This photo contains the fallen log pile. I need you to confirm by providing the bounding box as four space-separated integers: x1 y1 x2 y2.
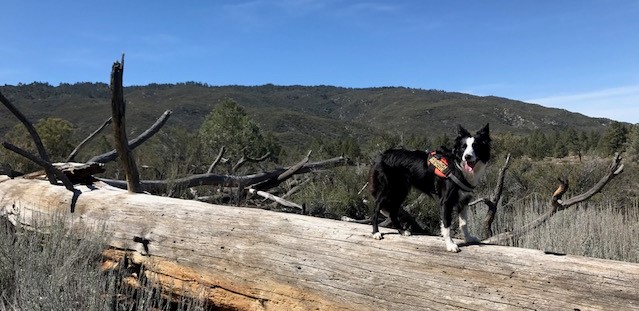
1 175 638 311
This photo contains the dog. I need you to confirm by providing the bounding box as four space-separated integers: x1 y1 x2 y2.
368 124 491 252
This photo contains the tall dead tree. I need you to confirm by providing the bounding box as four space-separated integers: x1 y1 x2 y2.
110 55 141 193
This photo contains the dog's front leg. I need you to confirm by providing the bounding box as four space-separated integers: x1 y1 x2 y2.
440 223 459 252
441 203 459 252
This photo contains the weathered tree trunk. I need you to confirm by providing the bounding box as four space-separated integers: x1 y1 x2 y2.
1 175 638 311
109 57 141 193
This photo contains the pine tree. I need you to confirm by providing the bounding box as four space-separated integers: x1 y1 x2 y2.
599 122 628 155
626 124 639 161
198 99 280 164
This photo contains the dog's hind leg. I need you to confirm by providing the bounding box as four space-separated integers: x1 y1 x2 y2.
459 204 479 244
372 197 408 239
371 199 384 240
389 208 411 237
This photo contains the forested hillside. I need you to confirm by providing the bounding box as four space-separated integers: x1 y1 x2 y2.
0 82 614 150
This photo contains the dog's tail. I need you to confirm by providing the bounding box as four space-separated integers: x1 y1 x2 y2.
368 155 387 199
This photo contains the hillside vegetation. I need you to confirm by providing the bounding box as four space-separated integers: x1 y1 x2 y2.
0 82 614 149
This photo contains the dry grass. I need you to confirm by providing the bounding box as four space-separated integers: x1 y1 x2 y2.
467 197 639 263
0 216 212 311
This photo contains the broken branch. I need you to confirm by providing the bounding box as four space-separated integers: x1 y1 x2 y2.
87 110 173 164
248 188 303 210
97 155 354 194
1 142 75 192
469 153 511 238
232 148 271 172
484 153 623 244
207 146 226 174
0 91 57 183
66 117 112 162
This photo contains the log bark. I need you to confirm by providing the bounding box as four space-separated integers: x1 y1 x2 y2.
1 175 638 311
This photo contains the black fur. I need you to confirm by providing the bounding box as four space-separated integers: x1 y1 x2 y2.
369 124 491 250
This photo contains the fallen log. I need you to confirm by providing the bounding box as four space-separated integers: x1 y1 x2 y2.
1 175 638 311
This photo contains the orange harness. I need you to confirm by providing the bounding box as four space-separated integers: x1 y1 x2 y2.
427 151 475 192
427 151 451 178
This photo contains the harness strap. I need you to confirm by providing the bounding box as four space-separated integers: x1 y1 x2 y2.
427 151 475 192
449 174 475 192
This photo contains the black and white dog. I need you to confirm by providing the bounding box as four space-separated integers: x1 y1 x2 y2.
368 124 491 252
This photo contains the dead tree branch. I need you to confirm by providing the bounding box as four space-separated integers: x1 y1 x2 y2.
252 150 312 191
469 153 511 238
248 188 304 210
97 155 354 194
2 142 75 191
484 153 624 244
232 148 271 172
110 56 141 193
281 177 312 200
0 91 57 183
66 117 112 162
87 110 173 164
207 146 226 174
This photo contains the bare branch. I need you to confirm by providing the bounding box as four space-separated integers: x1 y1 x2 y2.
232 148 271 172
478 153 511 238
277 150 312 182
357 182 369 196
251 150 312 191
280 177 312 200
560 153 623 207
96 155 354 194
207 146 226 174
87 110 173 163
484 153 623 244
66 117 112 162
0 91 57 183
248 188 303 210
2 142 75 192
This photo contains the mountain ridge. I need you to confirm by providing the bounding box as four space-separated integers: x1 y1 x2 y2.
0 82 614 148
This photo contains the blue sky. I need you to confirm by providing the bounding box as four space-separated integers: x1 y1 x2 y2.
2 1 638 123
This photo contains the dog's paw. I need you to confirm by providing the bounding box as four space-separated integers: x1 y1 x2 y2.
400 230 412 237
446 242 460 253
372 232 383 240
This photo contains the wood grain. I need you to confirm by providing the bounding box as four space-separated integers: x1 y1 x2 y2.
1 176 638 311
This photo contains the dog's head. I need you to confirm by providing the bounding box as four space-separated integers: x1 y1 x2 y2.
454 124 491 174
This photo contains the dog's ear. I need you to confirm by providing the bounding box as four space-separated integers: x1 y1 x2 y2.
476 123 490 138
457 124 471 137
